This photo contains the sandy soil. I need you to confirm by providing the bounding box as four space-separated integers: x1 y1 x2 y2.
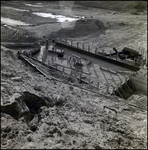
1 1 147 149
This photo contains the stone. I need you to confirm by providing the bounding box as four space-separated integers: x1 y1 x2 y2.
10 77 22 81
27 135 33 142
1 100 22 120
4 126 11 133
26 142 36 149
50 143 62 149
30 124 37 132
48 125 57 134
33 85 42 91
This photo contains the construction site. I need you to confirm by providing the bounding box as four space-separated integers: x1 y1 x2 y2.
1 1 147 149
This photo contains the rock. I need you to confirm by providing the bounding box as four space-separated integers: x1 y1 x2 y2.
2 72 14 78
30 124 37 132
10 77 22 81
1 86 6 93
21 91 48 114
1 126 6 132
50 143 62 149
93 142 105 149
2 133 7 138
48 125 57 134
27 135 33 142
4 126 11 133
25 142 36 149
1 100 22 120
12 93 22 100
33 84 42 91
69 86 74 91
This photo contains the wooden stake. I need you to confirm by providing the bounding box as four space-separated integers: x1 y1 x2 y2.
95 47 97 54
88 45 90 51
77 42 79 48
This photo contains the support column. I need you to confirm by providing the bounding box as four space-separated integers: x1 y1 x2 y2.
88 45 90 52
83 43 85 50
89 78 91 85
95 47 97 54
125 55 127 63
105 86 109 94
71 40 73 46
102 49 104 55
112 86 115 94
101 70 108 85
48 60 50 66
77 42 79 48
46 40 48 51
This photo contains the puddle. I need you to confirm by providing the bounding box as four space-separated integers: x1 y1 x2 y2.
32 12 82 22
25 3 43 7
4 6 29 12
1 17 32 26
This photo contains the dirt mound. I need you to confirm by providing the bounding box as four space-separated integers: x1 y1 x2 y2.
75 1 147 12
56 19 107 38
1 25 37 42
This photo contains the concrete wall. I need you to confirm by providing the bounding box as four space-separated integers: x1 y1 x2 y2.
131 76 147 95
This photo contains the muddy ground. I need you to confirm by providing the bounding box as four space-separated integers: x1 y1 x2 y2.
1 1 147 149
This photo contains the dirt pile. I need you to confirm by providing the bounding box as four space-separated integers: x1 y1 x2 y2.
75 1 147 12
1 25 37 42
56 19 107 38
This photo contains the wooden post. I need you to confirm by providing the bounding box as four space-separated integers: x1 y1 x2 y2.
83 43 84 50
125 55 127 63
48 60 50 66
46 40 48 51
95 47 97 54
106 86 109 94
88 45 90 51
101 70 108 85
102 49 104 55
117 73 122 85
77 42 79 48
112 86 115 94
